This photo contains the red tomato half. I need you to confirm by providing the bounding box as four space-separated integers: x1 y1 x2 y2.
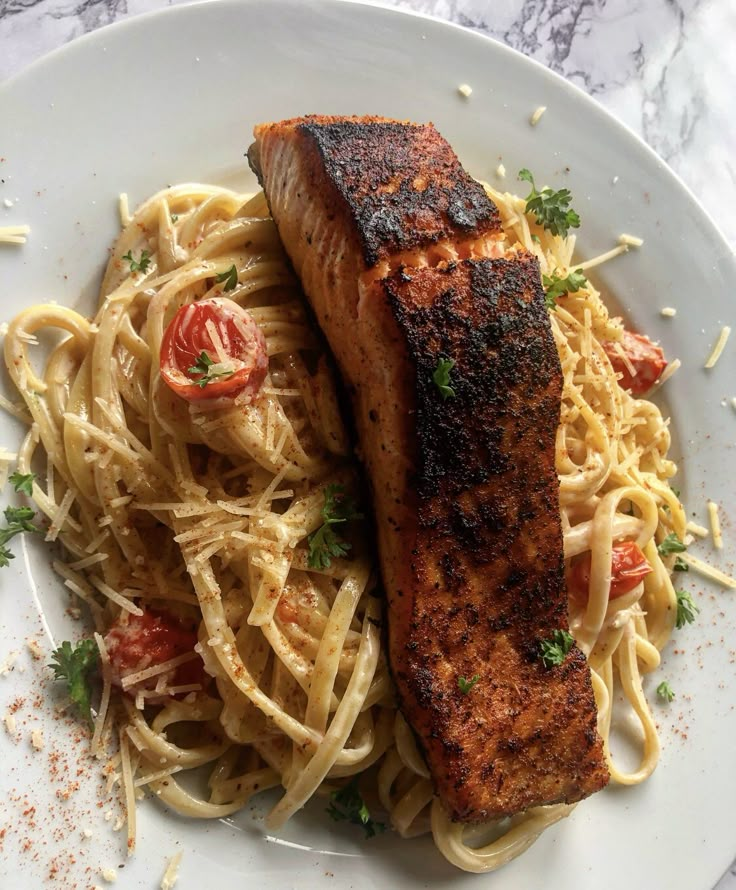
104 609 206 694
603 330 667 395
160 297 268 402
569 541 652 602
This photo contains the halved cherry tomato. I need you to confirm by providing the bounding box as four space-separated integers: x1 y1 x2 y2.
160 297 268 402
104 609 206 694
603 330 667 395
569 541 652 602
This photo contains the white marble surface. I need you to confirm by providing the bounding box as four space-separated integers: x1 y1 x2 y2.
1 0 734 886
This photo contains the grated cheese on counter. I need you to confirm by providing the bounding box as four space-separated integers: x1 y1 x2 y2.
457 83 472 98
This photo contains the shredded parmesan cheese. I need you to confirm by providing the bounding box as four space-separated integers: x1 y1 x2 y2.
118 193 132 227
457 83 472 98
704 326 731 369
680 552 736 588
0 224 30 245
686 521 709 538
576 243 629 272
495 163 506 178
45 488 77 542
120 651 198 689
4 712 17 735
530 105 547 126
204 318 228 363
0 650 20 676
68 552 109 571
31 728 44 750
90 576 144 616
652 357 680 388
660 307 677 318
160 852 183 890
708 501 723 549
26 639 43 660
618 233 644 248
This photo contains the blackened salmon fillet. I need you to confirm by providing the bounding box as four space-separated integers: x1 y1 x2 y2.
249 115 608 822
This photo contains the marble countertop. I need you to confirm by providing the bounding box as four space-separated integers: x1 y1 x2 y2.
1 0 734 887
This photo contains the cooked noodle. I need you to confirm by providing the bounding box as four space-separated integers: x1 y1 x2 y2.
3 180 684 872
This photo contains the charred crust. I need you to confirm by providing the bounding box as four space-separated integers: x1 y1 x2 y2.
296 117 501 266
383 253 608 818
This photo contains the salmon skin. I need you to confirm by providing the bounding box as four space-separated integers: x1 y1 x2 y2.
249 115 608 822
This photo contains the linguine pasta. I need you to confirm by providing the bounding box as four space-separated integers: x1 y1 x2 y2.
3 179 685 872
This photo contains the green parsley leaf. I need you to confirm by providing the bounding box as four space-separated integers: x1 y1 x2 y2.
675 589 699 628
49 639 99 727
656 680 675 702
307 484 363 570
673 556 689 572
458 674 479 694
326 777 386 839
9 471 35 496
542 269 587 309
186 351 234 389
121 249 151 274
531 233 541 244
0 505 41 567
657 532 686 557
170 213 179 223
670 486 681 499
518 168 581 238
539 629 575 668
215 264 238 292
432 357 456 400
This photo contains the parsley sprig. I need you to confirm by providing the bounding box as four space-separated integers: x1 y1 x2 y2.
432 357 456 400
542 269 587 309
656 680 675 702
539 629 575 668
326 778 386 839
307 484 363 570
0 505 42 567
9 471 35 497
657 532 686 557
187 351 234 389
519 169 581 238
121 249 151 274
49 639 99 727
675 589 699 628
458 675 479 694
215 264 238 292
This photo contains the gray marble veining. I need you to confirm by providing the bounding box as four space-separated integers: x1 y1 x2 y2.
1 0 734 886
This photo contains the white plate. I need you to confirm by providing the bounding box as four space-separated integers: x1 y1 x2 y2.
1 2 735 888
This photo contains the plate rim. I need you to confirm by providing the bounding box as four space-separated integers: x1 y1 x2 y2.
0 1 734 888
